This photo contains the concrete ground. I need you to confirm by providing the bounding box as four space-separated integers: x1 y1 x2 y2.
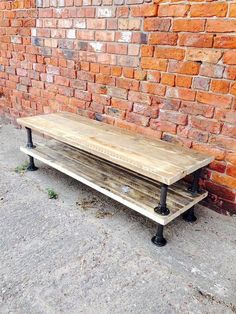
0 119 236 314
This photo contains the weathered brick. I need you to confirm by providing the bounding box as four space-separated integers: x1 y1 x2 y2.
158 4 189 17
149 33 178 45
168 61 200 75
223 51 236 65
190 116 221 134
173 19 205 32
131 4 158 17
212 173 236 190
141 58 167 71
214 36 236 49
159 109 187 125
186 49 222 63
211 80 230 94
206 20 236 33
193 77 210 91
144 18 171 31
107 86 127 100
126 112 150 127
140 82 166 96
190 3 227 17
210 135 236 151
133 103 158 118
154 47 184 60
166 87 196 101
179 34 213 48
200 64 224 78
196 91 232 108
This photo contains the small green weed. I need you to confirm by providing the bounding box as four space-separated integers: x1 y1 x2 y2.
46 188 58 199
15 161 29 174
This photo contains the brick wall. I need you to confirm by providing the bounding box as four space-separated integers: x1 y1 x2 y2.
0 0 235 214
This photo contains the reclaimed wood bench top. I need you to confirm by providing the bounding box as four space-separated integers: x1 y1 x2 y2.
17 112 213 185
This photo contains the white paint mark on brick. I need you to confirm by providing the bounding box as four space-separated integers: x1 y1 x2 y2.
119 32 132 43
67 29 76 39
31 28 37 36
74 19 86 29
97 7 115 18
89 42 103 52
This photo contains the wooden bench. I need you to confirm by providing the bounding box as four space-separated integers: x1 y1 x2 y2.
17 112 214 247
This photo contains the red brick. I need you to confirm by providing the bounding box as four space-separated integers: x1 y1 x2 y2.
210 135 236 151
147 71 161 83
111 98 132 111
173 19 205 32
154 47 184 60
192 142 225 161
133 103 159 118
206 20 236 33
226 165 236 178
144 18 171 31
161 73 175 87
180 101 214 118
224 67 236 80
226 152 236 166
223 51 236 65
188 128 208 143
123 67 134 78
116 78 139 91
196 91 232 108
140 82 166 96
186 49 222 63
141 45 154 57
191 116 221 134
214 36 236 49
175 76 192 88
150 119 177 134
128 91 151 104
209 161 226 174
158 4 189 17
131 4 158 17
221 123 236 138
190 3 227 17
141 58 167 71
211 80 230 94
212 172 236 190
200 64 224 78
205 181 235 202
149 33 178 45
168 61 200 75
126 112 150 127
55 76 70 87
107 43 127 55
159 109 187 125
229 4 236 17
179 34 213 48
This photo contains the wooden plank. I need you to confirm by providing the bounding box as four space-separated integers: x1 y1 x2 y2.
17 112 214 185
20 141 208 225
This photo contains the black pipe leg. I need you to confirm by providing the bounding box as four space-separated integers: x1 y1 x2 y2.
183 206 197 223
188 169 201 196
27 156 38 171
26 127 36 148
151 224 167 247
154 184 170 216
25 127 38 171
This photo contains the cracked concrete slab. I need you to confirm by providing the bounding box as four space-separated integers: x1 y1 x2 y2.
0 120 236 314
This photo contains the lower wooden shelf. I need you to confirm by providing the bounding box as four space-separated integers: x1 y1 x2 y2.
20 141 208 226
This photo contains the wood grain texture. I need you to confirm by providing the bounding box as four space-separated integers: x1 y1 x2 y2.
17 112 214 185
20 141 208 225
